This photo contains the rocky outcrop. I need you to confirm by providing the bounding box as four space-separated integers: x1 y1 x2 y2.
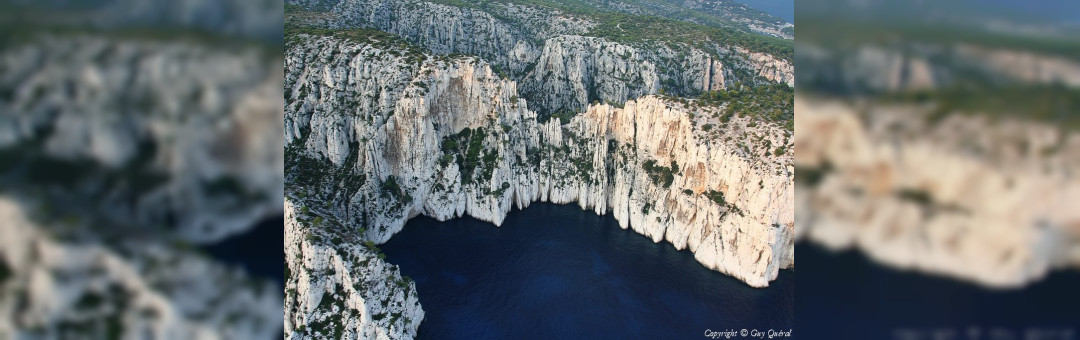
284 198 424 339
734 46 796 85
794 96 1080 288
286 0 794 114
0 34 284 243
954 44 1080 88
520 35 740 115
285 33 794 288
796 43 1080 94
0 196 282 340
0 5 287 339
3 0 283 42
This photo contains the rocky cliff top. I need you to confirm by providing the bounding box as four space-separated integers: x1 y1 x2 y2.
288 0 792 40
286 0 793 116
0 33 283 243
284 4 795 337
0 31 285 339
795 96 1080 288
284 29 793 290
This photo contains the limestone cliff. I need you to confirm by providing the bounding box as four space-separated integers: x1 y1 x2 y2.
286 0 794 115
796 42 1080 95
795 96 1080 288
0 34 283 243
0 33 285 339
0 197 281 340
284 33 794 289
284 199 424 339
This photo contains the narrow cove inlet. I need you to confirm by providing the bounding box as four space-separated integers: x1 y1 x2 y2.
379 203 795 339
283 2 795 337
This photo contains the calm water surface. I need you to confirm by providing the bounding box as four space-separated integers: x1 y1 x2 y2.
735 0 794 23
797 242 1080 339
380 203 794 339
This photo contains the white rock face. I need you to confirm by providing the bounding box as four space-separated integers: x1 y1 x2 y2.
795 96 1080 288
520 35 745 115
285 0 794 114
796 43 1080 94
284 199 424 340
0 34 284 243
0 197 282 340
734 46 795 86
954 44 1080 88
285 34 794 288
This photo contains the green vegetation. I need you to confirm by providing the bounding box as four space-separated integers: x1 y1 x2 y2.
363 241 379 252
882 84 1080 131
285 140 368 205
798 16 1080 131
698 82 794 131
286 2 334 13
0 19 281 59
702 189 744 216
642 159 676 188
380 175 413 204
284 4 305 13
58 284 130 338
394 276 411 289
799 16 1080 132
493 182 512 196
704 190 725 206
309 284 348 338
0 135 168 201
773 146 786 156
285 145 333 189
441 127 500 186
538 110 579 124
794 163 832 189
421 0 792 60
798 17 1080 62
285 24 426 60
588 12 792 61
893 187 968 214
362 240 390 261
74 291 105 310
897 188 933 206
0 259 9 284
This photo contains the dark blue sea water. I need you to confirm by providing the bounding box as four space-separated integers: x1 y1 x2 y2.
203 216 285 340
734 0 794 23
204 216 286 292
380 203 794 340
797 242 1080 339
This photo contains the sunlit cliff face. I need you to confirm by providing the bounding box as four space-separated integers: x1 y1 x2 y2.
0 0 286 338
794 96 1080 288
795 0 1080 288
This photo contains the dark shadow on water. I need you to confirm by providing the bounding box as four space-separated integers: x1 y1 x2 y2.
380 203 794 340
201 215 284 340
796 242 1080 339
203 215 285 292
